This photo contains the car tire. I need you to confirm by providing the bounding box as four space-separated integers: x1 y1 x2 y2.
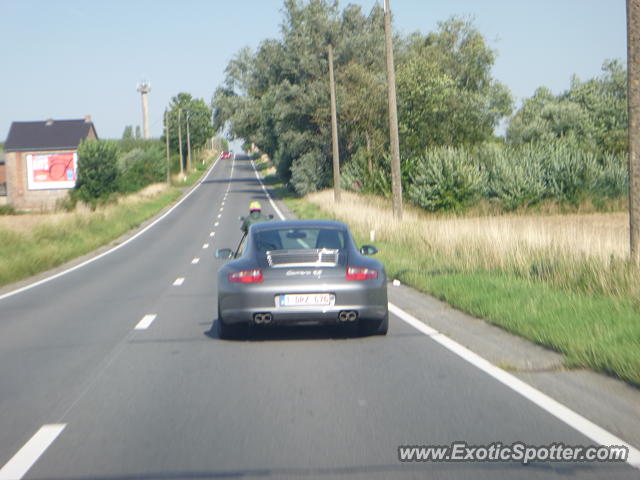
218 304 246 340
359 311 389 336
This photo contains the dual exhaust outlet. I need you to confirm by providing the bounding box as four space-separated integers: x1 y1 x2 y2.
253 311 358 324
338 310 358 323
253 312 273 325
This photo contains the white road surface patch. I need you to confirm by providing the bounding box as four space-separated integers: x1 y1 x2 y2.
250 157 640 471
0 424 66 480
388 303 640 470
173 277 185 286
135 314 157 330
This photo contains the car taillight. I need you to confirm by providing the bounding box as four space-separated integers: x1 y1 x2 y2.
228 269 263 283
346 266 378 281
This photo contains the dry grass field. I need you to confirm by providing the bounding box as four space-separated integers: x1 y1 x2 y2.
0 183 170 235
305 190 637 299
289 189 640 385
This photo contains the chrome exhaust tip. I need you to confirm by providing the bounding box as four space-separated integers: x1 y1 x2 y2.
338 311 358 322
253 313 272 325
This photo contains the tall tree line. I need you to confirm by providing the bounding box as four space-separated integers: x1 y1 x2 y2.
212 0 512 195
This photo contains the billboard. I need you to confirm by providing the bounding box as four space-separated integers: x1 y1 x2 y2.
26 152 77 190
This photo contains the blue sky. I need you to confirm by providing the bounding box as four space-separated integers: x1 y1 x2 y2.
0 0 627 141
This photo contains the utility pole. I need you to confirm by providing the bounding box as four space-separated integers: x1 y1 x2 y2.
178 109 184 177
186 112 192 172
165 110 171 185
383 0 403 220
628 0 640 265
328 44 341 203
137 80 151 139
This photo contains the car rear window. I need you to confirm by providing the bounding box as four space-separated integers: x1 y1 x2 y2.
255 228 346 251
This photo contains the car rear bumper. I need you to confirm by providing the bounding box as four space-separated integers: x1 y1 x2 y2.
218 282 388 325
220 304 388 325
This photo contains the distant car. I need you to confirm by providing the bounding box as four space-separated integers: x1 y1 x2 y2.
215 219 388 339
220 151 232 159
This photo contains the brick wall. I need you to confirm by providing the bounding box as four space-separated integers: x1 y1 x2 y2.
6 151 74 211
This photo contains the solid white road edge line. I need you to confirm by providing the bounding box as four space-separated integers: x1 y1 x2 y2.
388 303 640 469
134 314 157 330
0 424 66 480
0 157 220 302
251 160 285 220
250 157 640 470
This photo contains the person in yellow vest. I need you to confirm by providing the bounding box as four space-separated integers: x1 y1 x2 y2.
241 201 270 234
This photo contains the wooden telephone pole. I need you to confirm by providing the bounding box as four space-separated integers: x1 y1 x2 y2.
178 109 184 177
328 44 341 203
186 112 192 172
384 0 403 220
628 0 640 265
165 110 170 184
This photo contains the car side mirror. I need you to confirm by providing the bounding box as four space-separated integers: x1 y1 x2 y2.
215 248 234 259
239 216 245 222
360 245 378 256
268 214 274 219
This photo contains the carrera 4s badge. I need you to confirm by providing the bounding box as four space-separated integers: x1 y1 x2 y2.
286 269 323 277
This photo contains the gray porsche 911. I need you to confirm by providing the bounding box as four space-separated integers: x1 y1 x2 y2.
215 219 388 339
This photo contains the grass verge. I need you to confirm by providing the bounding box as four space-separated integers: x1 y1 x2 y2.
0 156 216 289
277 187 640 387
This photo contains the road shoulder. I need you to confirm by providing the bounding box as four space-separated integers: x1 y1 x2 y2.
264 181 640 455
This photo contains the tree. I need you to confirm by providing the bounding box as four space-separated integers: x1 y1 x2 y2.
74 139 119 203
507 60 628 154
211 6 512 196
164 93 214 169
122 125 134 140
397 17 512 154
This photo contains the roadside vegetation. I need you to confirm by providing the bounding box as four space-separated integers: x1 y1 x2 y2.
0 132 220 289
222 2 637 386
275 186 640 387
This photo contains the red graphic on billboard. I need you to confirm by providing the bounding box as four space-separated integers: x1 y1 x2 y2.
27 153 77 190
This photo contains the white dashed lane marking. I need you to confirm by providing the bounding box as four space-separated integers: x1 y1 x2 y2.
173 277 185 286
0 424 66 480
203 243 210 249
135 314 157 330
192 258 200 264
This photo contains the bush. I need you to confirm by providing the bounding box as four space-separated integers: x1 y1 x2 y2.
407 147 486 212
290 149 331 195
341 148 392 197
117 144 167 193
74 139 119 204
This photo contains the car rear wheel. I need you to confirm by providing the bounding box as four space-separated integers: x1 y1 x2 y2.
218 304 247 340
359 311 389 336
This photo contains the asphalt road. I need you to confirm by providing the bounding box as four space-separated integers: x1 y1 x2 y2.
0 154 637 479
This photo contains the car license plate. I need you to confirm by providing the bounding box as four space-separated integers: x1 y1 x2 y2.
278 293 335 307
